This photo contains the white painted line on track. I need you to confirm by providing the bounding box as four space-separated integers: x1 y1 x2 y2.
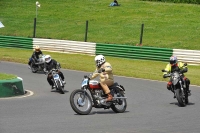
0 90 34 100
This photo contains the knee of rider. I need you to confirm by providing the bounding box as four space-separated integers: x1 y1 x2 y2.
186 78 190 84
100 82 106 86
167 82 172 86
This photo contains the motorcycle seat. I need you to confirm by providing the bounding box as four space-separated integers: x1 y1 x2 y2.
109 82 119 89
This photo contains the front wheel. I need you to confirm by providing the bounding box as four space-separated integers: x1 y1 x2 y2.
70 89 92 115
175 89 186 107
56 80 64 94
111 91 127 113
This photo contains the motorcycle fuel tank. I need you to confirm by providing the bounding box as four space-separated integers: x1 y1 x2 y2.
89 80 100 89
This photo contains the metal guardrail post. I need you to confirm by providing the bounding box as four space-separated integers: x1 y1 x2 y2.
139 23 144 45
33 18 37 38
85 20 88 42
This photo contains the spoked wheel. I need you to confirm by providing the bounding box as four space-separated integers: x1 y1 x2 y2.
30 63 37 73
70 89 92 115
175 89 186 107
111 91 127 113
56 80 64 94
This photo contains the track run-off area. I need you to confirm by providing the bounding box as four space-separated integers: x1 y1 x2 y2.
0 61 200 133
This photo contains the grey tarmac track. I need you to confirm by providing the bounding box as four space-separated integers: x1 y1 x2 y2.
0 61 200 133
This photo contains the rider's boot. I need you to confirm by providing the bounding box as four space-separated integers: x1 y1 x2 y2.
100 93 113 105
183 81 186 89
187 87 191 96
51 85 55 90
62 80 66 84
106 93 113 101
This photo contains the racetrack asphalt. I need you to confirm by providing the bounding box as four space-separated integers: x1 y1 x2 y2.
0 61 200 133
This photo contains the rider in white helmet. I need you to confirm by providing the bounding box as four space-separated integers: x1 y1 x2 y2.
90 55 114 103
44 55 66 89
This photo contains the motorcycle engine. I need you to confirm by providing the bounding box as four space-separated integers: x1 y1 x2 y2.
93 89 104 100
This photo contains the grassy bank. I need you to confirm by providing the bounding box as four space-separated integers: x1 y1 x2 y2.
0 0 200 49
0 48 200 86
0 73 17 80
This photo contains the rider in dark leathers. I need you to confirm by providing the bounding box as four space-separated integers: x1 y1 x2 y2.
43 55 65 89
28 45 43 68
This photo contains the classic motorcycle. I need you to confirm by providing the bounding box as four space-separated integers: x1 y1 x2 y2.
48 69 65 94
29 54 45 73
70 73 127 115
162 65 189 107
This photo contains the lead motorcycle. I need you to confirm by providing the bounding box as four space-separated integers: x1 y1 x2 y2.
162 65 189 107
70 72 127 115
29 54 46 73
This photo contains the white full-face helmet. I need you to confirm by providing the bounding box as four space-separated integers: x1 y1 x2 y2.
45 55 51 63
95 55 106 67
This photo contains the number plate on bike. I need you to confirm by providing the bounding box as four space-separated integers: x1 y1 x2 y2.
53 74 59 79
81 78 88 87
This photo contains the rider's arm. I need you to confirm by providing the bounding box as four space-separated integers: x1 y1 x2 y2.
39 50 43 55
179 62 188 73
90 68 100 80
43 63 48 73
103 62 112 73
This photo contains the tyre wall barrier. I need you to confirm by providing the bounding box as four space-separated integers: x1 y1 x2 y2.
0 35 33 49
0 77 25 97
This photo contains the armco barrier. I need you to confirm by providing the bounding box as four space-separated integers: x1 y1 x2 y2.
0 77 25 97
173 49 200 65
33 38 96 55
0 35 200 64
0 35 33 49
96 43 173 62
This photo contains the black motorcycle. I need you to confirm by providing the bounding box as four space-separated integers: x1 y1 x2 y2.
162 66 189 107
47 69 65 94
29 54 45 73
70 73 127 115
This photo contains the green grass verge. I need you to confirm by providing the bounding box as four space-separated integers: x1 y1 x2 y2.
0 0 200 50
1 47 200 86
0 73 17 80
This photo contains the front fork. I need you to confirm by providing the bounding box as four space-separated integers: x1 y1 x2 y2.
80 88 87 101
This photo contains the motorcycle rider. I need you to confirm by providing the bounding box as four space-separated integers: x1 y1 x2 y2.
43 55 66 89
90 55 114 104
163 56 191 97
28 45 43 68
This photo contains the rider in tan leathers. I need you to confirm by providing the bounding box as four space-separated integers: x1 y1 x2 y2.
90 55 114 103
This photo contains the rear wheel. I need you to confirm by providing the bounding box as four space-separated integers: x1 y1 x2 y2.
175 89 186 107
70 89 92 115
111 91 127 113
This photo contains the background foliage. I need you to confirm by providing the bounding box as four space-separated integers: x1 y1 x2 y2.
0 0 200 49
